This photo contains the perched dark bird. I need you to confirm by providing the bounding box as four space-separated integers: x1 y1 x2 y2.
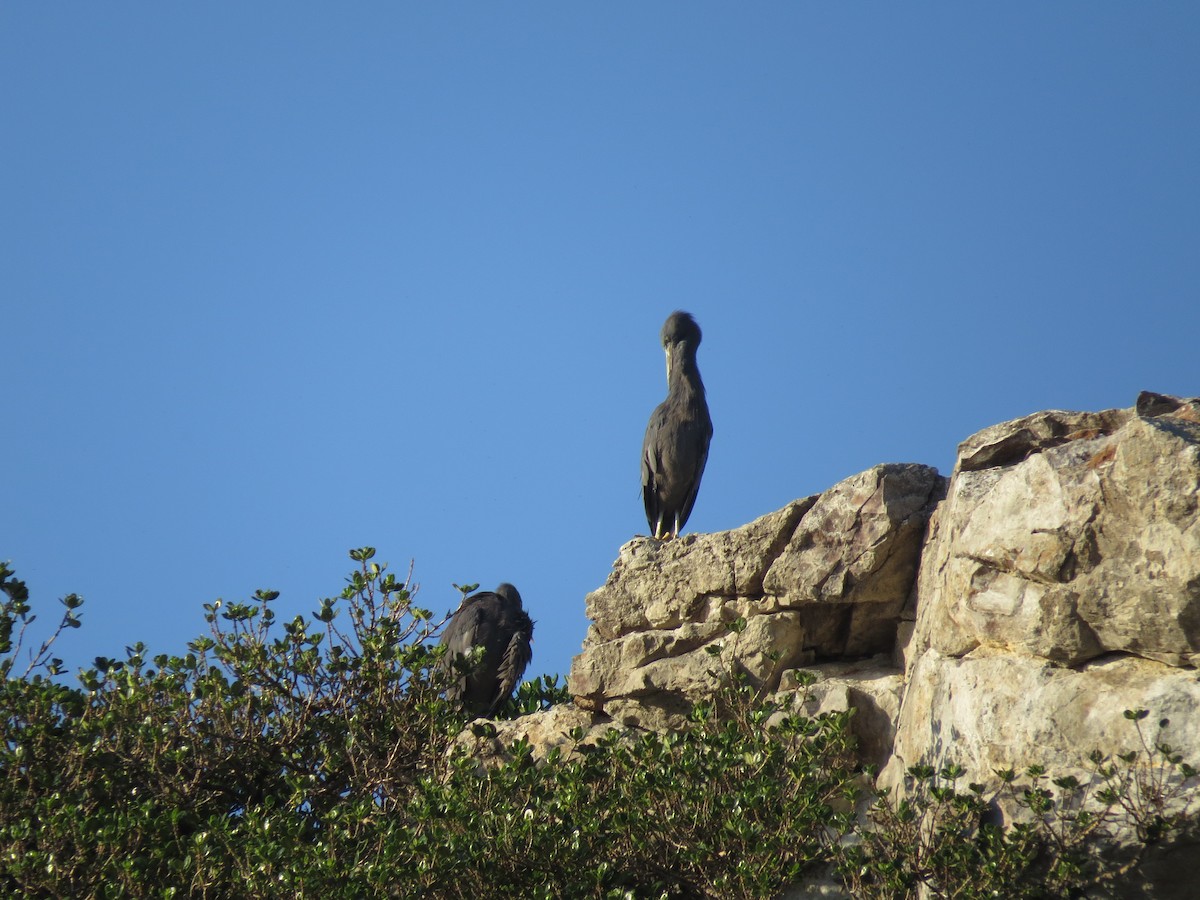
641 311 713 539
439 583 533 717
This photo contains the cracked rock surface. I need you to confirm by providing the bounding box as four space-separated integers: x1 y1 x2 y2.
885 396 1200 870
910 403 1200 669
568 463 944 730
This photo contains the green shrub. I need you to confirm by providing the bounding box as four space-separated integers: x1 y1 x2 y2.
1 555 1195 898
834 718 1198 900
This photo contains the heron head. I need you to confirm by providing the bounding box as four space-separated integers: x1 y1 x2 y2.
494 582 523 608
660 311 702 349
661 311 702 382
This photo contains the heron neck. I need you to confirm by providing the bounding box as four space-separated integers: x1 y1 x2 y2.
668 348 705 397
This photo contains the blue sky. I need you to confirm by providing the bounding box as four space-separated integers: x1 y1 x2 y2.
5 5 1198 685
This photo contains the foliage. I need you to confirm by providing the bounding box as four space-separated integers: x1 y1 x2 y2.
833 714 1199 899
1 550 460 896
399 673 861 899
1 561 82 678
1 555 1196 898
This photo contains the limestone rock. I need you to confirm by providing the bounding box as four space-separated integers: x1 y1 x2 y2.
779 656 903 770
899 397 1200 785
886 649 1200 790
581 498 815 643
888 394 1200 897
956 407 1130 472
1135 390 1200 421
763 464 946 658
453 703 613 767
879 647 1200 899
911 406 1200 668
570 463 944 728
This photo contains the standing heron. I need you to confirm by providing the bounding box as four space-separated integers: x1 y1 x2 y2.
641 311 713 539
439 583 533 717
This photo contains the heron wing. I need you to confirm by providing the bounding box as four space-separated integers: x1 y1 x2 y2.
440 597 490 704
441 598 484 657
491 614 533 715
674 411 713 531
641 402 671 529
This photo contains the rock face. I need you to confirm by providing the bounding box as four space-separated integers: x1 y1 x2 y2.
888 395 1200 780
909 404 1200 669
568 463 944 730
491 392 1200 896
888 648 1200 793
880 395 1200 894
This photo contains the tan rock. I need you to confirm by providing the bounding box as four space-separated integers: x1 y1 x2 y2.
882 647 1200 800
889 395 1200 895
912 408 1200 668
581 498 815 643
570 463 943 726
452 702 613 767
779 657 904 770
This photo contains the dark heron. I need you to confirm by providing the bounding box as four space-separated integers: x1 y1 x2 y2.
641 311 713 539
439 582 533 717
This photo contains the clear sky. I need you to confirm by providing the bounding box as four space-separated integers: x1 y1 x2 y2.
5 5 1198 685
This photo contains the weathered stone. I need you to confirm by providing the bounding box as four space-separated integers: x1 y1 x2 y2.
1136 390 1200 421
880 647 1200 899
764 464 945 658
885 649 1200 790
911 407 1200 668
569 464 943 723
887 395 1200 897
453 703 612 767
582 499 814 643
779 657 903 770
956 407 1130 472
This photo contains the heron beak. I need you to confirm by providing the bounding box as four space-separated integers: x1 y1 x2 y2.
664 348 672 383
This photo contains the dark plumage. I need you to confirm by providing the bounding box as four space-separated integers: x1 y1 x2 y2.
439 583 533 717
641 311 713 539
